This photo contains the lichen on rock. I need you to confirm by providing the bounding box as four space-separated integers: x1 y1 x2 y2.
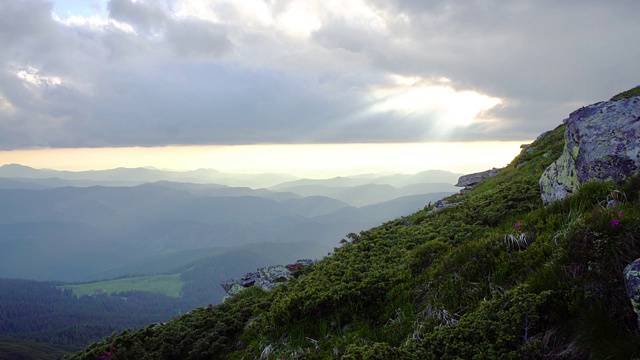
221 259 316 297
624 258 640 329
221 265 292 296
540 95 640 204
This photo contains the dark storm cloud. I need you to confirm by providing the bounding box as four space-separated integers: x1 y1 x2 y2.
0 0 638 149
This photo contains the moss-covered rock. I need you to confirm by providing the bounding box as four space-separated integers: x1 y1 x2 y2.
540 95 640 204
624 258 640 328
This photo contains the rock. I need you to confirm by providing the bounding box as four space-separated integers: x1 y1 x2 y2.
426 199 460 215
221 259 316 296
285 258 315 271
455 168 501 191
295 259 315 266
535 130 551 142
221 265 291 296
540 96 640 204
624 258 640 328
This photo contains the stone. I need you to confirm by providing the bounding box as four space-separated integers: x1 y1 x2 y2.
221 265 291 296
540 96 640 204
426 199 460 215
455 168 501 191
624 258 640 328
221 259 316 296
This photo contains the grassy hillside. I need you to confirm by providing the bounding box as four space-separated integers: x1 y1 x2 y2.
68 121 640 359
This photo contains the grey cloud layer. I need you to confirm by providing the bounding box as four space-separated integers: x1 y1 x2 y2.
0 0 638 149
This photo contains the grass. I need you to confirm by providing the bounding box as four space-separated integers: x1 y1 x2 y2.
610 85 640 101
0 338 74 360
60 274 184 298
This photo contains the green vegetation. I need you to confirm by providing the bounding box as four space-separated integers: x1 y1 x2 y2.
68 122 640 359
0 279 186 350
61 274 184 298
610 85 640 101
0 241 338 359
0 339 73 360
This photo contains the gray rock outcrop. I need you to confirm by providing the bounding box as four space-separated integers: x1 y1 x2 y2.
221 259 316 296
624 258 640 328
426 199 460 215
540 96 640 204
221 265 291 296
456 168 500 191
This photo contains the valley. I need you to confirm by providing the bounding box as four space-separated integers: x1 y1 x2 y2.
0 165 460 358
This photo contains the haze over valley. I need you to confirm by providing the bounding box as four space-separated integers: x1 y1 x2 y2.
0 164 461 281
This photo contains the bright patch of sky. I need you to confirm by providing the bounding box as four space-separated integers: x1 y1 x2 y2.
52 0 107 19
0 142 526 178
372 75 502 135
15 66 62 86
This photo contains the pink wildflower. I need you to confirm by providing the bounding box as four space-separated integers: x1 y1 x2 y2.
611 218 620 227
514 222 521 228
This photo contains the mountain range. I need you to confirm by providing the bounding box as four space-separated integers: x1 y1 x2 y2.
0 165 459 282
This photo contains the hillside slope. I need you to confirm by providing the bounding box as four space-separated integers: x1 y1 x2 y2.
69 90 640 359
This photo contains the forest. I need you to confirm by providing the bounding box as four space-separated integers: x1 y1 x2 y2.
0 278 187 348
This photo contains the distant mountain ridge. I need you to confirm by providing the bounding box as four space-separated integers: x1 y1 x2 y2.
0 164 462 191
0 166 459 282
0 164 299 188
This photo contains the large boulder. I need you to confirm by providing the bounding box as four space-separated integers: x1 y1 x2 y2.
624 258 640 328
540 95 640 204
455 168 501 191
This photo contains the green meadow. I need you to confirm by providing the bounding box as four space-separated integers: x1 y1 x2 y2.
61 274 184 298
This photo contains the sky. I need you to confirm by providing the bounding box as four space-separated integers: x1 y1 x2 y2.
0 0 638 176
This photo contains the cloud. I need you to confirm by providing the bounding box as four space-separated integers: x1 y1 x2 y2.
0 0 638 149
107 0 169 33
165 18 232 59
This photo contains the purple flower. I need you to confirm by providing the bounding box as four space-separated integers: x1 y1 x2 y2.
617 211 623 217
611 218 620 227
514 222 521 228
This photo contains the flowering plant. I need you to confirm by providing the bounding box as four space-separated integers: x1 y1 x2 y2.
98 352 113 360
611 211 622 227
